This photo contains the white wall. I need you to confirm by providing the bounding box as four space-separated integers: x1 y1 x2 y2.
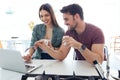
0 0 120 48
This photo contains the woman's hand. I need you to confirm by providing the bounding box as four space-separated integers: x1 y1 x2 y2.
34 39 52 51
23 54 32 62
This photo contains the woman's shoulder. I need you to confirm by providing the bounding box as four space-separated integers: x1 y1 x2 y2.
33 24 45 29
54 26 64 32
32 24 45 32
35 24 45 27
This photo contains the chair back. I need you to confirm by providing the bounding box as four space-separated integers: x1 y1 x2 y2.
104 46 108 61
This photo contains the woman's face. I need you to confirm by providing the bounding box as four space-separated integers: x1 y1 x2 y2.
39 9 52 26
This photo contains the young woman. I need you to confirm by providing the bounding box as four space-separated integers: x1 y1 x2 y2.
23 3 64 61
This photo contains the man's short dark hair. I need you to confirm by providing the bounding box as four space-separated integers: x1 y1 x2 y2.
60 4 84 20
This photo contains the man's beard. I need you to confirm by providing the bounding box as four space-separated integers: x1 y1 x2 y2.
70 22 78 31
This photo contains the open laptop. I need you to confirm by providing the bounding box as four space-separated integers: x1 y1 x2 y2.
0 49 43 73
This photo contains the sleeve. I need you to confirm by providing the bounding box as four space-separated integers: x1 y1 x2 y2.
30 25 39 47
92 28 105 44
52 27 65 47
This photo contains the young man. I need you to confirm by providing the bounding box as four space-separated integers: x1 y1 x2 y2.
34 4 105 64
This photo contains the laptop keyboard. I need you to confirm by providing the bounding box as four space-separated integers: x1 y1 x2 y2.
25 65 35 71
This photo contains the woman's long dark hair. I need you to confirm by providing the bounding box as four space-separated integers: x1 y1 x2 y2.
39 3 59 27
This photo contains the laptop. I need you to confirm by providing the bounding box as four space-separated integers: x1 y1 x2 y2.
0 49 43 73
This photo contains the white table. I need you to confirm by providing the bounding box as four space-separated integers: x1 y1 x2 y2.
0 56 119 80
0 60 99 80
31 60 98 76
0 68 23 80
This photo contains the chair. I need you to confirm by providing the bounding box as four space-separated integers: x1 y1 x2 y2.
104 45 108 61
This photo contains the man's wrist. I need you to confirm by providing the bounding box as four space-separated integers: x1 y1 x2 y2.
78 44 86 53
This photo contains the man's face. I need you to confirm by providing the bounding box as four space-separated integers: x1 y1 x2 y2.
63 13 77 30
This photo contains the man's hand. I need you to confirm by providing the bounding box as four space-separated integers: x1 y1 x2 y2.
62 36 81 49
34 39 52 51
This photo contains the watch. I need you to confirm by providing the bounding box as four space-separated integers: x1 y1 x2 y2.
79 44 86 53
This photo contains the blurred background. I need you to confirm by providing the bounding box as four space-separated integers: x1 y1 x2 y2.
0 0 120 57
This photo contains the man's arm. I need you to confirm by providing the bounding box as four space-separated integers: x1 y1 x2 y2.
34 37 104 64
61 36 104 64
34 39 71 60
78 44 104 64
